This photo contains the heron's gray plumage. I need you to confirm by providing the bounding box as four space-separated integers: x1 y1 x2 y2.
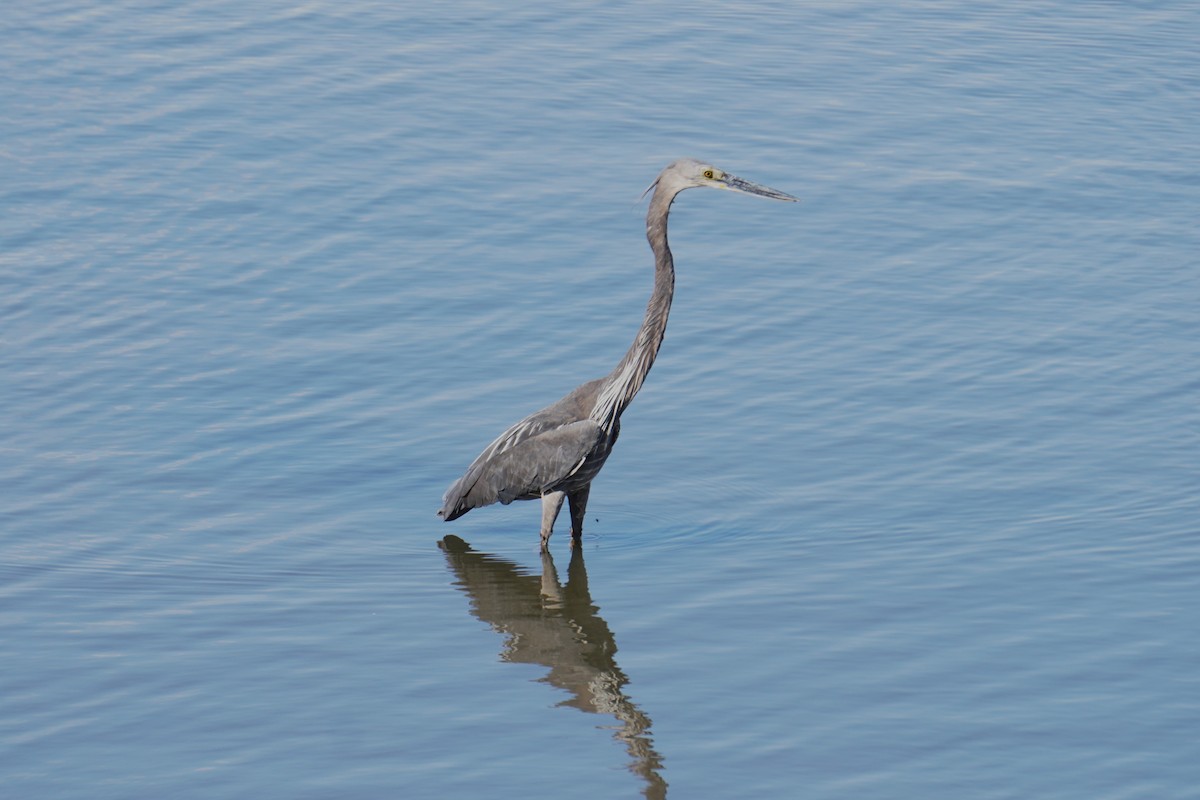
440 379 609 518
438 158 796 548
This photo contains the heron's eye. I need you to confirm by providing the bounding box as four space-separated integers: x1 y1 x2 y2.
703 169 715 179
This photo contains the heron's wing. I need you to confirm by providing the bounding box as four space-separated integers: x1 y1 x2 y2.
465 377 605 466
439 419 603 520
474 410 570 464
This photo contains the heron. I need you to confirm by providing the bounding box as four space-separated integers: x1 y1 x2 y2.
438 158 797 549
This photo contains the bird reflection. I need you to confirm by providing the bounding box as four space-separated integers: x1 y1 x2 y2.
438 535 667 799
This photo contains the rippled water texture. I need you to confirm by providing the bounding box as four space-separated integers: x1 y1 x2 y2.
3 2 1198 798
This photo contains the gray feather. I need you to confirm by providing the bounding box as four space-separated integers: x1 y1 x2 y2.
439 380 605 520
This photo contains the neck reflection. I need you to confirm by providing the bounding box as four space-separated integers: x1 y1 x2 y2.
438 535 667 799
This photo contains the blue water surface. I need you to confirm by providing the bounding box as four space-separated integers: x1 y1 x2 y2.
2 2 1198 798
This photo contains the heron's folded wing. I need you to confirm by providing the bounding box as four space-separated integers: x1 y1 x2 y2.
440 420 603 518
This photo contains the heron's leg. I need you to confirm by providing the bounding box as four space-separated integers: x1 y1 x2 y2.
540 491 565 550
567 485 591 546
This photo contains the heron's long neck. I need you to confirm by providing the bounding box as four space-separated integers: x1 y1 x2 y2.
590 187 677 431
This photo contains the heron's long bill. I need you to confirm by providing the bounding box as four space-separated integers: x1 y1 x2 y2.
723 174 798 202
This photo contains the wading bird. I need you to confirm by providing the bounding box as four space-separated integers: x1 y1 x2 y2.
438 158 796 549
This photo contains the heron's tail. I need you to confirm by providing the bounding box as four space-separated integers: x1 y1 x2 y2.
438 473 480 521
437 503 470 522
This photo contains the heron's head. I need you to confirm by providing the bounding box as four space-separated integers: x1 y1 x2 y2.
646 158 798 203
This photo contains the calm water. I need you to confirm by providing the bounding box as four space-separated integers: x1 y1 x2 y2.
3 2 1198 798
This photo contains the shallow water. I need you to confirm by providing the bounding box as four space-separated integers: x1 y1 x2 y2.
3 2 1199 798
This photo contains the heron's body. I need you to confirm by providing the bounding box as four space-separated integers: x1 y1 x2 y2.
439 158 795 548
440 378 613 512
